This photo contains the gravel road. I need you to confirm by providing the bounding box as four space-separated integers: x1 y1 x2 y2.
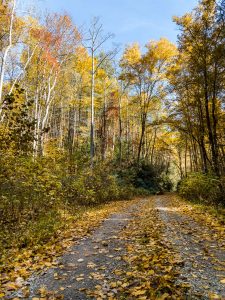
7 196 225 300
155 196 225 299
9 200 147 300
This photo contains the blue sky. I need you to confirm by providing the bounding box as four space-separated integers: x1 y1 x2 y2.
38 0 198 47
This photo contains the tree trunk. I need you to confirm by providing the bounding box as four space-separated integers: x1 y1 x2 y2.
90 50 95 167
0 0 16 113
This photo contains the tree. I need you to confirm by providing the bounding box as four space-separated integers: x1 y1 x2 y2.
171 0 225 176
0 0 16 110
120 39 177 163
83 17 116 167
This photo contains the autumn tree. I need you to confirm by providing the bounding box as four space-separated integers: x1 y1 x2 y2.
120 39 177 163
0 0 16 109
170 0 225 176
83 17 116 166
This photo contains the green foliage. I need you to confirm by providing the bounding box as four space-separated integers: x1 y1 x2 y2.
0 149 137 254
0 154 63 251
18 211 62 248
0 155 61 223
117 162 173 194
160 174 174 192
178 173 223 204
1 87 35 154
64 163 133 205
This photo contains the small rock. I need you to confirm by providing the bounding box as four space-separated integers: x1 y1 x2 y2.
15 277 25 288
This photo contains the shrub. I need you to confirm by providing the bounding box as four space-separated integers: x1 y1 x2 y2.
64 164 123 205
0 154 64 252
0 154 62 225
134 187 152 196
18 211 62 248
178 173 222 204
159 174 174 192
117 162 173 194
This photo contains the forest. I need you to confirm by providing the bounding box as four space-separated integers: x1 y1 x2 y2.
0 0 225 299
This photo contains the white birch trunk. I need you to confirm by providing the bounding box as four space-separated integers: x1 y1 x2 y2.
0 0 16 114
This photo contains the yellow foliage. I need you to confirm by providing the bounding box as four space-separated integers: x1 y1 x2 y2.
120 42 141 66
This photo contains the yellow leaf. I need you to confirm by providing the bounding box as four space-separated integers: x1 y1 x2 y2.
110 282 117 288
143 263 149 269
76 277 84 281
148 269 155 275
5 283 17 291
158 293 170 300
208 294 220 299
114 269 122 275
38 287 47 297
131 290 146 296
220 278 225 284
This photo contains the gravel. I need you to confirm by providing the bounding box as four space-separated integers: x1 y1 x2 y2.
155 197 225 300
6 196 225 299
8 200 147 300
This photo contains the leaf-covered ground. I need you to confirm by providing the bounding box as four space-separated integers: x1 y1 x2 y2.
1 195 225 299
114 195 225 299
0 199 138 299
